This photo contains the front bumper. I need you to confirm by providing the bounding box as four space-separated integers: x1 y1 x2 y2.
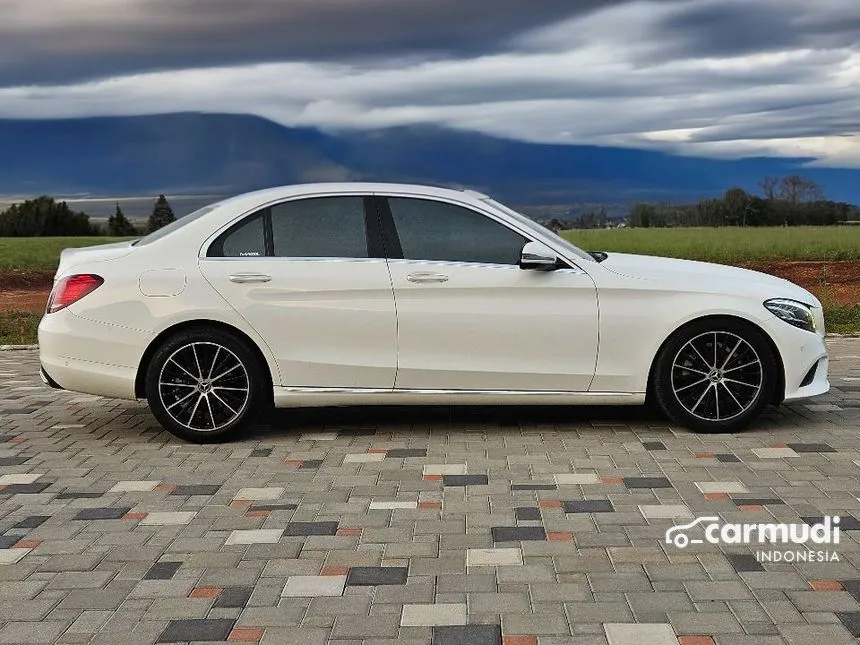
761 315 829 402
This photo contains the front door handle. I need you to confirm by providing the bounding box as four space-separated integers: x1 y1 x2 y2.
229 273 272 284
407 272 449 284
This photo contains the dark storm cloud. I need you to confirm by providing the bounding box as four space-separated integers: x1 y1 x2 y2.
652 0 860 60
0 0 640 86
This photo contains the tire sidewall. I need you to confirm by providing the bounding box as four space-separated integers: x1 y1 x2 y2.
145 328 264 443
654 318 777 433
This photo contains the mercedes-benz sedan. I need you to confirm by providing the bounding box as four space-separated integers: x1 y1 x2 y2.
38 183 829 442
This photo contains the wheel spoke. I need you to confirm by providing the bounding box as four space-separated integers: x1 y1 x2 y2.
186 394 203 425
714 381 720 419
725 360 759 373
191 344 203 378
163 382 196 388
207 346 221 379
690 383 715 413
720 381 744 410
720 339 743 370
675 377 710 393
724 377 759 388
167 390 196 410
211 363 241 382
713 332 718 368
213 386 248 392
673 364 710 376
211 391 239 416
205 394 216 429
690 343 713 370
168 357 198 381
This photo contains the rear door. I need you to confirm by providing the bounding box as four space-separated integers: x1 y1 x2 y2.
198 195 397 389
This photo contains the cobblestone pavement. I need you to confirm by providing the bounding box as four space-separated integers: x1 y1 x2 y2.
1 341 860 645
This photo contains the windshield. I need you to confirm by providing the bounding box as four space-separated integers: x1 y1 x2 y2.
134 200 225 246
482 198 595 263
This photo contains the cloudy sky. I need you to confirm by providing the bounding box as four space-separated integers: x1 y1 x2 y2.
1 0 859 166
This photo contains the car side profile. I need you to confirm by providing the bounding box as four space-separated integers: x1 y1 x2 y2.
38 183 830 442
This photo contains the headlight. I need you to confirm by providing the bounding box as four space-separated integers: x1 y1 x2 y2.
764 298 816 333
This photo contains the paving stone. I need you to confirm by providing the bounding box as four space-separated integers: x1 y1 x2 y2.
694 481 749 494
787 442 837 452
443 475 489 486
726 555 765 573
623 477 673 489
491 527 547 542
225 529 284 545
751 447 799 458
156 618 235 642
346 567 408 586
234 487 285 501
282 575 346 597
511 483 557 491
73 507 131 520
11 515 49 529
108 480 160 492
284 522 339 536
604 623 677 645
836 612 860 637
140 512 197 525
562 500 615 513
401 603 467 626
143 562 182 580
385 448 428 458
715 453 741 463
639 505 693 519
554 473 601 485
432 624 502 645
466 548 523 567
171 484 221 496
214 586 253 608
514 507 541 521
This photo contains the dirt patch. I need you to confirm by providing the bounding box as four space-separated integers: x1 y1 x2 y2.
1 261 858 317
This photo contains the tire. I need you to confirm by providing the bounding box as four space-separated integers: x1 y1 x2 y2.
145 327 266 443
652 318 778 433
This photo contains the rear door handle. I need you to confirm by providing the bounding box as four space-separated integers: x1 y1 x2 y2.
406 272 449 284
229 273 272 284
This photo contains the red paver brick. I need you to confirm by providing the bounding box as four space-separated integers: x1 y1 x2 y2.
703 493 729 501
503 636 537 645
810 580 844 591
228 628 264 642
547 532 573 541
538 500 561 508
190 587 222 598
321 566 350 576
678 637 715 645
122 512 148 520
13 539 41 549
419 501 442 510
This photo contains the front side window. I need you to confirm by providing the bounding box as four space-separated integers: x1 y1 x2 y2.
271 197 369 258
387 197 527 265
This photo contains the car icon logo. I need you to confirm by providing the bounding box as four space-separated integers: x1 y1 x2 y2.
665 516 720 548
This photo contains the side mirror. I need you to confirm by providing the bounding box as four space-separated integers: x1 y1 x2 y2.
519 241 559 271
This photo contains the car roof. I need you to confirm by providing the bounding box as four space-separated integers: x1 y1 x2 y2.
224 182 491 209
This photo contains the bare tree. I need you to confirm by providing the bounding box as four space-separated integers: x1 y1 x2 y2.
777 175 824 206
759 176 779 201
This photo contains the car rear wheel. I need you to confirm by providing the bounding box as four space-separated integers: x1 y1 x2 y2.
652 318 778 433
145 328 265 442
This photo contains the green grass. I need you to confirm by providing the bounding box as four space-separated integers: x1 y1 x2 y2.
0 236 136 273
562 226 860 262
0 310 40 345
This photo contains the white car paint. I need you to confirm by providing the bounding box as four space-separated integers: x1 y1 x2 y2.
38 182 829 427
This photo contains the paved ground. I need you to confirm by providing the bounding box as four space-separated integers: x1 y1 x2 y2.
1 341 860 645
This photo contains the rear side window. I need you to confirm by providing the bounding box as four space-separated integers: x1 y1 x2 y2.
207 213 265 258
270 197 369 258
387 197 527 265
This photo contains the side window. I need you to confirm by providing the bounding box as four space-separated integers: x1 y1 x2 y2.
271 197 369 258
207 213 265 258
387 197 527 265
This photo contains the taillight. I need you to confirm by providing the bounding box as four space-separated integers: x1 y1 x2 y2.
46 274 104 314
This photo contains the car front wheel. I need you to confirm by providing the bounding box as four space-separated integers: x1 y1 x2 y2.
145 328 265 442
652 319 778 433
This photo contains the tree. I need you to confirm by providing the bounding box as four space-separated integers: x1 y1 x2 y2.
147 195 176 233
107 203 137 236
777 175 824 206
759 176 779 201
723 187 750 226
0 196 95 236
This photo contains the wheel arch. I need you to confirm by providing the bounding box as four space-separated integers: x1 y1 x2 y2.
645 314 785 405
135 319 275 401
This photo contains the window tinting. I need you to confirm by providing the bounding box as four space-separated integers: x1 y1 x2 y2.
208 213 265 258
271 197 368 258
388 197 527 265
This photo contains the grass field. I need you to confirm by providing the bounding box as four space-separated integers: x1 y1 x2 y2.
0 236 135 272
563 226 860 262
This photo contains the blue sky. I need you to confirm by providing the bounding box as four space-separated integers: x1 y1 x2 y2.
1 0 858 166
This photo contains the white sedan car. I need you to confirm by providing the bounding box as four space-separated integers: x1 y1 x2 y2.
38 183 829 442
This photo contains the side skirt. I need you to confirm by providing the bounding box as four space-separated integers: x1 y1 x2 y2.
272 387 645 408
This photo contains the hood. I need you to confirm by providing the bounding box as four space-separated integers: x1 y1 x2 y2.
599 252 819 306
55 240 136 280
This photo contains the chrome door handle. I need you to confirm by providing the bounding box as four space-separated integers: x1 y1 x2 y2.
406 272 449 284
229 273 272 284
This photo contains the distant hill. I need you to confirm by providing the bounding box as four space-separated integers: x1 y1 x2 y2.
0 113 857 203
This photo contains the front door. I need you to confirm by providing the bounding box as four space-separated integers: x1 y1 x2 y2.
379 196 599 391
199 195 397 389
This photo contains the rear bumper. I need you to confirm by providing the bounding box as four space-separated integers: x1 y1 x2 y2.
39 366 63 390
38 308 146 400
